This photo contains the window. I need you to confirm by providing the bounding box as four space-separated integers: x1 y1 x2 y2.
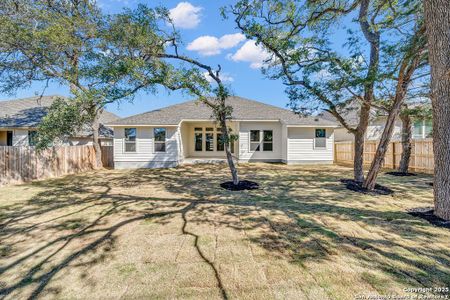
263 130 273 151
124 128 136 152
424 120 433 138
195 128 202 151
154 128 166 152
250 130 260 151
413 120 424 139
315 129 326 148
205 127 214 132
28 131 38 146
205 132 214 151
217 133 225 151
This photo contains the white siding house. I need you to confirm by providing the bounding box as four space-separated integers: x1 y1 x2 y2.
108 97 338 169
0 96 119 146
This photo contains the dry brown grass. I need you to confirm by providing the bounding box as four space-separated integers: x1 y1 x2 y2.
0 164 448 300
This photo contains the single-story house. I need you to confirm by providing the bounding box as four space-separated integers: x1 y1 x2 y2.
320 102 432 142
0 95 119 146
107 96 339 169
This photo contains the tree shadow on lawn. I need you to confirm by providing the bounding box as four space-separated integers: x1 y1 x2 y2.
0 164 448 299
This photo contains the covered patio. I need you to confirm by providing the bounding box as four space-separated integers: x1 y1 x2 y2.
179 120 238 163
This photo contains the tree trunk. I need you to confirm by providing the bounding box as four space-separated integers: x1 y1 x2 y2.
398 113 412 173
424 0 450 220
92 112 103 169
353 128 366 182
363 103 403 189
219 115 239 185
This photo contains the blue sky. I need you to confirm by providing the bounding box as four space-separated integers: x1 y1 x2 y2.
0 1 351 118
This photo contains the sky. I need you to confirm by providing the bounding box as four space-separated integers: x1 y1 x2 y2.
0 0 351 118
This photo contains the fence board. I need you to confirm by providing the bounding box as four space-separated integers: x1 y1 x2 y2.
0 146 100 186
334 139 434 174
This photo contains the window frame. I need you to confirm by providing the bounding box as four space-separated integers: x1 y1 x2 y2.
153 127 166 153
124 128 137 153
262 130 273 152
314 129 327 149
249 130 261 152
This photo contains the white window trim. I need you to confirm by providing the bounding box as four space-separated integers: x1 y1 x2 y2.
248 130 274 152
262 130 274 152
153 128 167 153
124 128 137 153
314 129 327 150
249 130 261 152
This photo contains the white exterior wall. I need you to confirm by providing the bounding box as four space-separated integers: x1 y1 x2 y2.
113 126 179 169
287 127 334 164
238 122 283 162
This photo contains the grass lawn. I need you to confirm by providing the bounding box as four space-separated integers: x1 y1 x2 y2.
0 164 449 299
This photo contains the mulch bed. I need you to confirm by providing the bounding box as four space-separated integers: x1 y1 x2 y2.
220 180 259 191
407 207 450 228
340 179 394 196
385 171 417 177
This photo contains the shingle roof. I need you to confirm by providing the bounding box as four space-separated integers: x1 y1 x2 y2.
0 95 120 137
108 96 338 126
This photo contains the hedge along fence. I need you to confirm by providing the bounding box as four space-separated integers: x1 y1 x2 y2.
334 139 434 174
0 145 99 186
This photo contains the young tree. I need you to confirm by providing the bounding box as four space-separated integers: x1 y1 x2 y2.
424 0 450 220
362 25 427 189
228 0 423 189
106 6 241 185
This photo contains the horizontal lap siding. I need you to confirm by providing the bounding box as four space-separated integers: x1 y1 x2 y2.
287 128 334 161
113 127 179 163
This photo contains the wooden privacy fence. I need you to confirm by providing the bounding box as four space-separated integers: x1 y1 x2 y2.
100 145 114 169
0 145 99 186
334 139 434 174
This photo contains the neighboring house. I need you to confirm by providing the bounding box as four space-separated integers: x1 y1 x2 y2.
0 96 119 146
107 96 338 169
320 103 432 142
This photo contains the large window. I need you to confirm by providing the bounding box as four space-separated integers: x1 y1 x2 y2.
250 130 260 151
315 129 326 148
154 128 166 152
28 131 38 146
195 127 202 151
263 130 273 151
124 128 136 152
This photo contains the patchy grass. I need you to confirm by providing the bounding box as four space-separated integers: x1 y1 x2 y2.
0 164 448 300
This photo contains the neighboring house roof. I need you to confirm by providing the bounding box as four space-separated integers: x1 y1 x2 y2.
319 98 432 128
108 96 338 127
0 95 120 138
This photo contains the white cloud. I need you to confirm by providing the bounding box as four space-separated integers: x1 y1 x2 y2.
228 40 271 69
203 72 234 83
187 33 246 56
169 2 202 29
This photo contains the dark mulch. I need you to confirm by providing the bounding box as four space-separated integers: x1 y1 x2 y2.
340 179 394 196
220 180 259 191
385 171 417 177
407 207 450 228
